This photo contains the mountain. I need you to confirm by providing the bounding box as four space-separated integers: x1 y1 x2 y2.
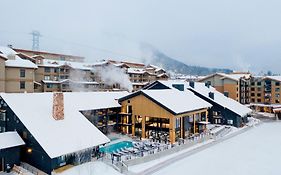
141 45 232 76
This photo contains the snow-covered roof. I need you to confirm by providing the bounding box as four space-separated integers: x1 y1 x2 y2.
0 131 25 150
42 79 99 85
153 80 252 117
141 89 212 114
120 89 212 115
0 46 38 69
265 76 281 82
0 91 128 158
200 73 251 82
127 68 147 74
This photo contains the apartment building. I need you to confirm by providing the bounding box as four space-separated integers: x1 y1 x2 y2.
14 48 84 62
0 47 37 93
250 76 281 104
0 46 169 93
199 72 251 104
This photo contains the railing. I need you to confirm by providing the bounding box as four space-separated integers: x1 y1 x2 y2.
20 162 47 175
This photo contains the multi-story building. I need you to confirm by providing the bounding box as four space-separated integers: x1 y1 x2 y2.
250 76 281 104
199 72 251 104
0 46 169 93
0 47 38 93
13 48 84 62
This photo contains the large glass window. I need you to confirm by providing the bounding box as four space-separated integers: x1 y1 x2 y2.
44 67 51 73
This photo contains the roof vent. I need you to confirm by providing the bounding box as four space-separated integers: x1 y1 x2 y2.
209 92 214 99
52 93 64 120
190 81 195 88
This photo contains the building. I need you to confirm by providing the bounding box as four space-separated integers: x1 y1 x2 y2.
13 48 85 62
199 72 251 104
250 76 281 104
0 92 121 174
144 80 252 127
0 47 38 93
0 132 25 172
0 46 168 93
248 76 281 114
118 89 212 144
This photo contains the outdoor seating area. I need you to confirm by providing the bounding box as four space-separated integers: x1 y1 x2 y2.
104 131 212 165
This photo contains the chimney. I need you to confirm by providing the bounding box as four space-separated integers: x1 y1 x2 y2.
190 81 195 88
209 92 214 99
52 93 64 120
7 54 16 60
205 82 210 88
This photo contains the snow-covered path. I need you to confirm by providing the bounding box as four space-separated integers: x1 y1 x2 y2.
152 122 281 175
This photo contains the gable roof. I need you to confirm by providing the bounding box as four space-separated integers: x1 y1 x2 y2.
119 89 212 115
199 73 251 82
0 91 128 158
148 80 252 117
0 46 38 69
264 76 281 82
0 131 25 150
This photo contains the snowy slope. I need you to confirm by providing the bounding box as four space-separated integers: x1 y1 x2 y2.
153 122 281 175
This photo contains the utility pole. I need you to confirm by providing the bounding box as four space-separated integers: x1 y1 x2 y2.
30 30 41 51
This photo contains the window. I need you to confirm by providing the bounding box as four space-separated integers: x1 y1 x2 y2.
227 120 233 125
276 88 280 92
44 67 51 73
257 87 262 91
251 87 255 91
276 82 280 86
251 93 255 96
257 93 261 97
44 75 50 80
0 112 6 121
20 81 25 89
54 68 59 73
257 99 261 102
20 69 25 78
251 82 255 86
257 82 262 86
54 76 58 81
46 83 53 88
0 126 5 132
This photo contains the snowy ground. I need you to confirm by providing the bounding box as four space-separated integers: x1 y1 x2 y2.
55 161 121 175
153 122 281 175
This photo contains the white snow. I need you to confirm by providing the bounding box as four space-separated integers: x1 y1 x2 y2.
153 122 281 175
0 91 128 158
141 89 212 114
0 131 25 149
155 80 252 117
56 161 121 175
0 46 38 69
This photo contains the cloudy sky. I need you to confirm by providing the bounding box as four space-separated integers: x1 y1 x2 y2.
1 0 281 74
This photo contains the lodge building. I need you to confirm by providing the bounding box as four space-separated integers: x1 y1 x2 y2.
0 92 133 174
144 80 252 127
119 89 212 144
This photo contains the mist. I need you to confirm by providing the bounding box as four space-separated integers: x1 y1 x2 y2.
92 65 133 92
1 0 281 73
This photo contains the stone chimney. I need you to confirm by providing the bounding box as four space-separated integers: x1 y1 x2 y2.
52 93 64 120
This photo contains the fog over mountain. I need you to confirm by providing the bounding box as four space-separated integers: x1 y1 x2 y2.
1 0 281 74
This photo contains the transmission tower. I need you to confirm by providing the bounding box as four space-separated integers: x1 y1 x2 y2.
30 31 41 51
